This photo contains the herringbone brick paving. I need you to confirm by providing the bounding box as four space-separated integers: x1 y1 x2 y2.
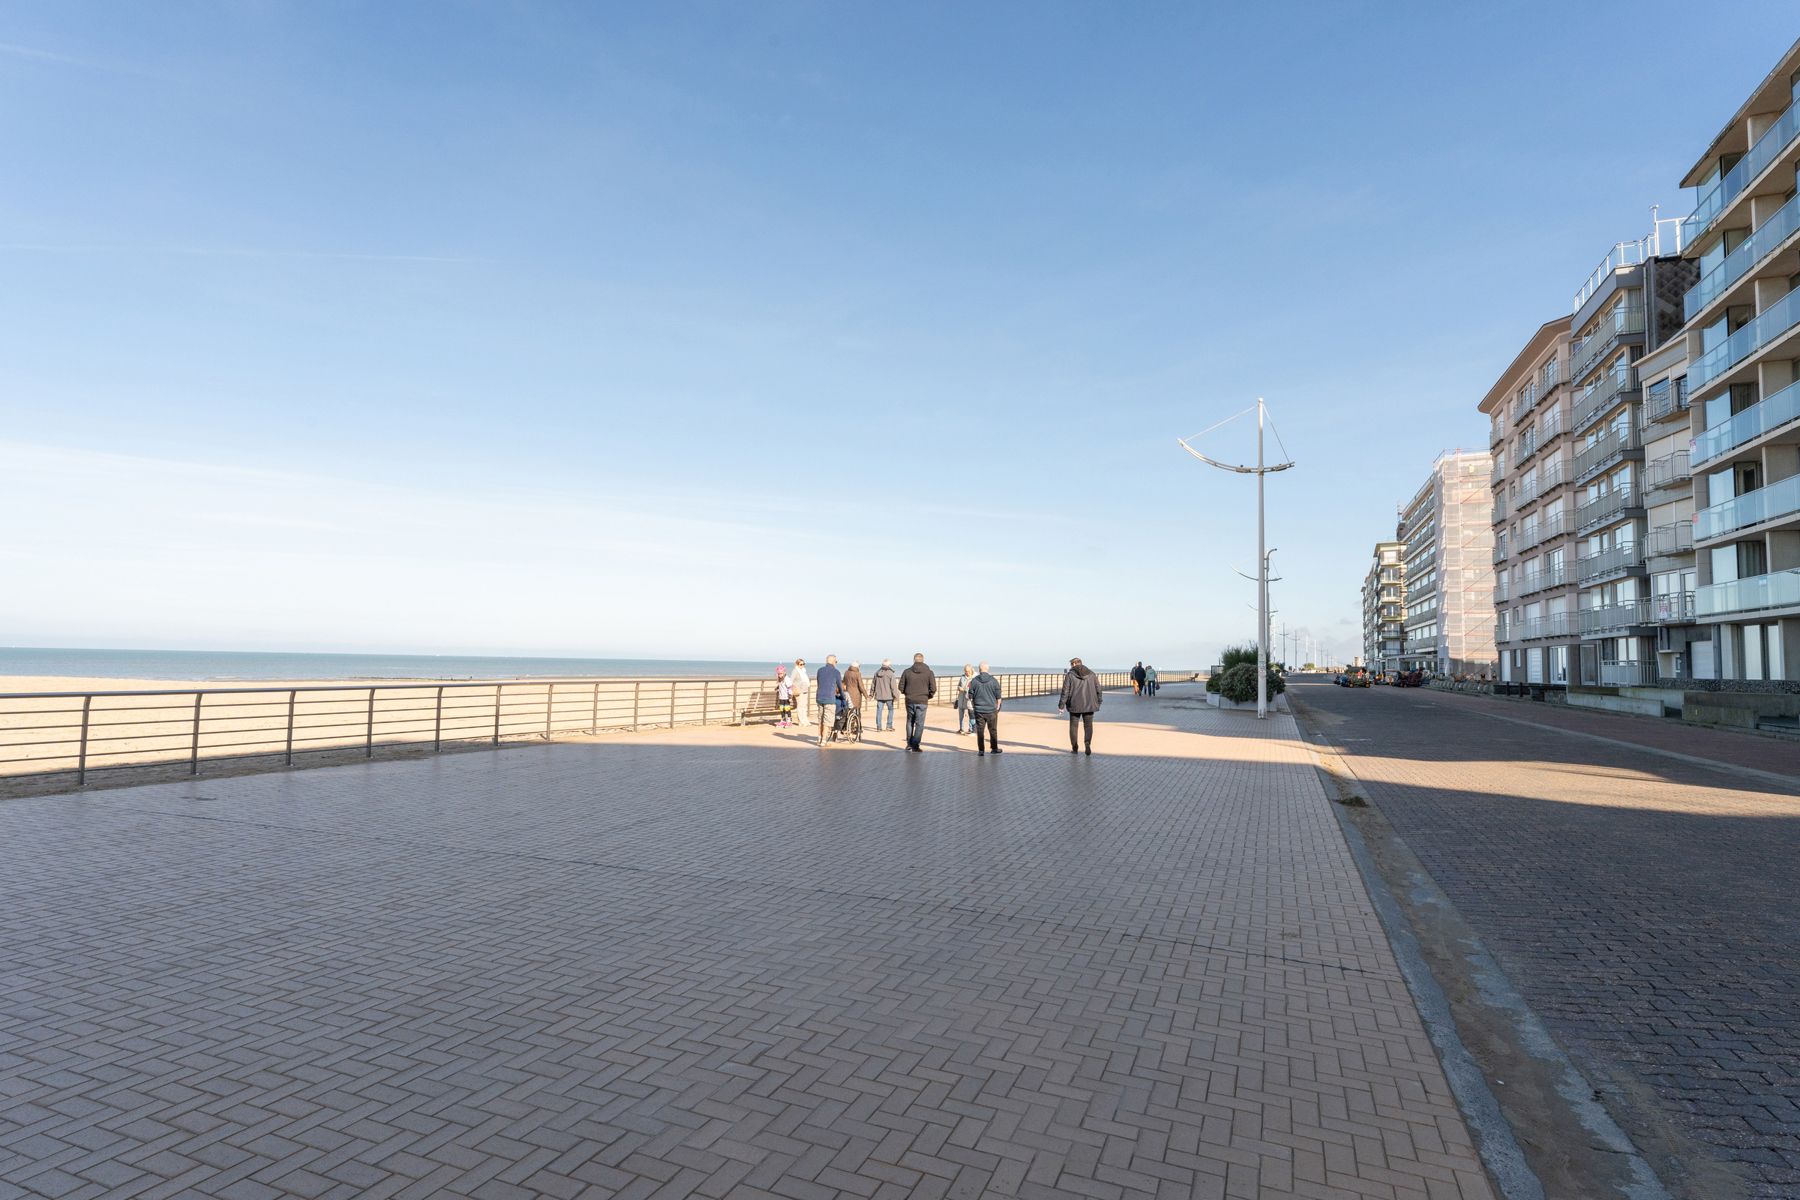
1295 679 1800 1199
0 686 1493 1199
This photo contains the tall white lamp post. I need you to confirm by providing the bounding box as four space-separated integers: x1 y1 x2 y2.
1179 397 1295 719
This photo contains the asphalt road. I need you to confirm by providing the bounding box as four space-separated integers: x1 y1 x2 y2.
1291 679 1800 1200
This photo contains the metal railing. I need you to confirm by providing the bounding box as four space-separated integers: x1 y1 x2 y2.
1644 375 1689 424
1579 598 1651 635
1571 306 1646 383
1573 366 1639 433
1643 449 1691 494
1650 590 1696 623
1576 541 1647 584
1576 483 1641 532
1646 522 1694 557
1597 658 1657 688
0 670 1140 790
1572 219 1686 313
1575 421 1643 482
1518 561 1570 595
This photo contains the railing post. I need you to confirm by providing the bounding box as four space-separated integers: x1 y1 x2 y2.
285 689 297 766
545 682 556 740
633 680 642 730
434 685 444 752
190 692 202 776
366 687 376 758
76 695 92 786
590 682 600 733
669 680 677 727
705 679 713 723
493 684 503 745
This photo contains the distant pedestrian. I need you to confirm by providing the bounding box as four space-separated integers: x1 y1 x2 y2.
1145 665 1159 697
871 658 900 731
1059 657 1103 755
899 653 936 752
791 659 811 728
968 662 1003 756
1131 662 1146 696
774 664 793 727
954 664 976 735
814 655 843 747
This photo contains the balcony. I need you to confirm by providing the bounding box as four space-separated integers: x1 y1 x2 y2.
1685 190 1800 322
1576 541 1646 584
1575 422 1643 482
1491 497 1507 524
1644 376 1689 424
1650 590 1696 623
1597 658 1657 688
1689 284 1800 392
1494 579 1510 603
1518 561 1569 596
1694 471 1800 541
1579 598 1651 635
1696 565 1800 618
1489 418 1506 448
1643 450 1691 496
1520 611 1576 640
1692 376 1800 468
1492 540 1509 565
1519 511 1576 551
1517 428 1539 461
1646 522 1695 557
1573 367 1642 435
1683 97 1800 247
1571 306 1645 383
1576 484 1642 532
1495 613 1510 643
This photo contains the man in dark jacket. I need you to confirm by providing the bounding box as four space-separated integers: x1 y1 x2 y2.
967 662 1003 756
898 653 936 752
1130 662 1146 695
814 655 843 747
870 659 900 731
1058 657 1103 755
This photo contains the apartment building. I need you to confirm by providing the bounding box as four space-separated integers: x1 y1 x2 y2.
1482 322 1580 685
1637 336 1705 677
1398 451 1496 676
1678 38 1800 683
1568 226 1698 686
1361 541 1406 674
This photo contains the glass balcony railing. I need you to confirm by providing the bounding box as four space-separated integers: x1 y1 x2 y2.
1692 376 1800 467
1575 422 1643 481
1694 471 1800 540
1684 97 1800 246
1580 598 1651 635
1519 561 1569 595
1576 484 1641 531
1576 541 1646 583
1651 590 1696 623
1521 611 1577 639
1696 565 1800 617
1689 285 1800 391
1573 367 1640 433
1519 512 1577 551
1685 191 1800 321
1571 306 1645 382
1597 658 1657 687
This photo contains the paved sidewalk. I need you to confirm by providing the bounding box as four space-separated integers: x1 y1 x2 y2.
0 686 1495 1200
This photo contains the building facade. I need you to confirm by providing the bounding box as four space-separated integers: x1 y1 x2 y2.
1483 323 1580 685
1398 452 1496 676
1567 228 1698 687
1679 40 1800 682
1361 541 1406 674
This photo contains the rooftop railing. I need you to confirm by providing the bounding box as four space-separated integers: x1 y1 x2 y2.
1571 218 1686 313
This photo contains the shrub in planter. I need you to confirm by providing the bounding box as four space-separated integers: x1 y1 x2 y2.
1217 661 1287 704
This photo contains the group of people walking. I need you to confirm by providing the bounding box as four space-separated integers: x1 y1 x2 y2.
771 656 1109 755
1130 662 1160 696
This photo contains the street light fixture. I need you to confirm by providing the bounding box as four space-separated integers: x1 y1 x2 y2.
1179 398 1295 719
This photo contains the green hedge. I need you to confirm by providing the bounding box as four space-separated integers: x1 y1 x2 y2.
1217 661 1286 703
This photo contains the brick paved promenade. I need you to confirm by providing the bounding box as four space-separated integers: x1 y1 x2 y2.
1294 680 1800 1200
0 686 1495 1200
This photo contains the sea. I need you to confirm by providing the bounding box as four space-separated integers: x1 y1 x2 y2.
0 647 1073 683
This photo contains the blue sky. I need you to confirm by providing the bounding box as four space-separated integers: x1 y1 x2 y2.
3 2 1796 666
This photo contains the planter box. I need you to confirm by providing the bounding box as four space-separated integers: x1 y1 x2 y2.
1217 693 1289 713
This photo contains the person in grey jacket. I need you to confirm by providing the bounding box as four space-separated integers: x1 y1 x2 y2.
870 659 900 731
967 663 1003 756
898 654 936 752
1058 657 1103 755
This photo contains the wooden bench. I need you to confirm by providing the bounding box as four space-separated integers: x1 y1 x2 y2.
737 686 783 725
